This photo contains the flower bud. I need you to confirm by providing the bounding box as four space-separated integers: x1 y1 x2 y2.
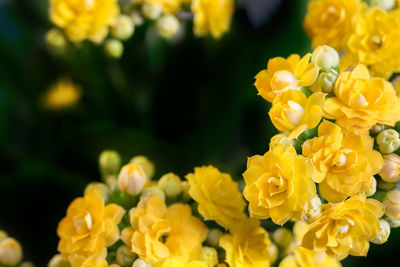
380 154 400 182
48 254 70 267
180 181 191 202
378 180 397 191
99 150 121 174
0 231 7 242
386 217 400 228
206 228 223 247
118 163 147 195
377 129 400 154
116 245 137 266
157 173 182 198
317 68 338 93
384 190 400 220
130 155 155 180
370 124 386 135
141 186 166 202
141 3 162 20
46 28 66 50
371 0 396 11
132 11 144 26
132 258 152 267
21 262 35 267
366 178 377 197
104 39 124 58
84 182 109 201
371 219 390 244
112 15 135 40
272 228 293 249
156 14 180 39
200 247 218 267
0 238 23 266
311 45 340 72
268 243 278 264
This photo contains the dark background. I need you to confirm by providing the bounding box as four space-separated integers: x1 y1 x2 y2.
0 0 397 265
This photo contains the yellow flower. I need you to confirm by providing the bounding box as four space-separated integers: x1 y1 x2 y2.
121 196 208 264
69 254 108 267
185 166 247 230
324 64 400 133
254 54 320 102
191 0 234 39
301 195 384 261
158 257 208 267
57 188 125 260
344 8 400 78
304 0 365 50
279 247 341 267
133 0 189 14
243 144 317 225
302 120 383 202
269 90 325 139
49 0 120 43
43 78 82 110
219 219 271 267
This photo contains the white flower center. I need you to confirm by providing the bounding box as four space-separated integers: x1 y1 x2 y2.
286 100 304 126
84 212 93 230
272 71 299 93
335 153 347 167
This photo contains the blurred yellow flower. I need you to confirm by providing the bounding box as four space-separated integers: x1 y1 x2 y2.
70 254 108 267
121 196 208 264
324 65 400 133
133 0 189 14
185 166 247 230
302 120 382 202
301 194 384 261
344 8 400 78
279 247 341 267
192 0 234 39
269 90 325 139
304 0 364 50
43 78 82 110
49 0 120 43
243 144 316 225
220 219 271 267
158 257 208 267
57 188 125 260
254 54 320 102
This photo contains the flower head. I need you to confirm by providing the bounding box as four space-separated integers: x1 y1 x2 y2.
185 166 247 230
57 188 125 260
255 54 320 102
49 0 120 43
243 144 317 225
324 65 400 133
279 247 341 267
301 195 384 260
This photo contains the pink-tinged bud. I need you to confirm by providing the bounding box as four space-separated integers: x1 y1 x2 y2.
384 190 400 220
380 154 400 182
0 238 23 266
118 163 147 195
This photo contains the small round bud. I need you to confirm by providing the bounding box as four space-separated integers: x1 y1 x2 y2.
84 182 109 200
317 68 338 93
371 219 390 244
157 173 182 198
21 262 35 267
116 245 137 266
371 0 396 11
48 254 70 267
206 228 223 247
272 228 293 249
376 129 400 154
141 3 162 20
365 178 377 197
131 11 144 26
200 247 218 267
141 186 166 202
156 14 180 39
380 154 400 182
112 15 135 40
99 150 121 174
370 124 386 135
0 231 7 242
130 156 155 180
118 163 147 195
132 258 152 267
0 238 23 266
268 243 278 264
104 39 124 58
46 28 66 49
384 190 400 220
312 45 340 71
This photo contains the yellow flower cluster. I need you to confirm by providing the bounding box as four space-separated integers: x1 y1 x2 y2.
250 45 400 263
304 0 400 78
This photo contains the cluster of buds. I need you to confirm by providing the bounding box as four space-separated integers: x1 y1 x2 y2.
0 231 33 267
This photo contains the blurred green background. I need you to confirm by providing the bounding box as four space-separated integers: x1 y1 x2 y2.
0 0 398 265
